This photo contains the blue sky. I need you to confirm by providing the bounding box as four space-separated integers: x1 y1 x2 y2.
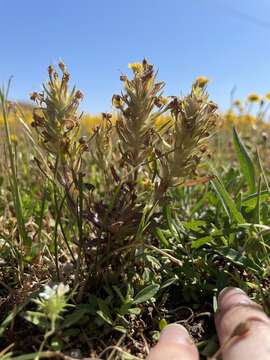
1 0 270 113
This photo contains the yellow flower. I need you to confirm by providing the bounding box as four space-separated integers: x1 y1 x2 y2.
195 76 209 87
10 134 18 145
225 110 236 123
81 114 102 131
240 114 257 125
154 96 168 108
128 62 143 74
160 97 168 105
141 178 152 190
247 93 260 102
265 92 270 101
112 94 123 109
233 99 241 107
155 115 172 129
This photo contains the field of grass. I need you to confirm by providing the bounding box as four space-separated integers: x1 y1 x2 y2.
1 60 270 359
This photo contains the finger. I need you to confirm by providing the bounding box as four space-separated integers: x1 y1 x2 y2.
147 324 199 360
215 287 270 360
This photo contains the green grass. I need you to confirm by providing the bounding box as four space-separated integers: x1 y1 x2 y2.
1 61 270 359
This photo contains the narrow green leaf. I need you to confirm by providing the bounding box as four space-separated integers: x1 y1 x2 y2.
256 147 270 193
184 220 206 233
0 86 30 249
146 255 161 269
114 325 127 334
160 276 178 289
97 299 113 325
133 284 160 304
128 307 141 315
190 191 209 216
254 176 262 224
62 308 90 328
112 285 125 303
0 302 29 337
155 228 170 248
213 295 218 312
216 247 262 272
191 236 213 249
242 190 269 207
233 127 256 193
211 177 245 223
164 205 177 236
159 319 168 331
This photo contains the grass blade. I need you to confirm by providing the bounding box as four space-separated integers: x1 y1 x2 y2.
233 127 256 194
0 84 30 251
211 176 245 224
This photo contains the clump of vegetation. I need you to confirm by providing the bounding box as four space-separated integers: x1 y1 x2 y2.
1 60 270 359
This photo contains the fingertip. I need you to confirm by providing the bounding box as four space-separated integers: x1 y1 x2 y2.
218 286 244 300
214 288 270 360
159 324 192 346
147 324 199 360
218 287 247 303
217 287 251 313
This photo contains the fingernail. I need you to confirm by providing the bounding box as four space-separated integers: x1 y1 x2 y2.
219 287 246 301
218 287 252 312
159 324 192 346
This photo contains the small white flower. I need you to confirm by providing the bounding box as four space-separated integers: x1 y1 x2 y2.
35 283 70 322
39 283 69 300
56 283 69 297
39 285 57 300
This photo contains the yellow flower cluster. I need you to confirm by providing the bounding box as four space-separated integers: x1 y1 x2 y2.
221 110 257 128
80 114 106 130
128 62 144 74
265 92 270 101
247 93 260 103
195 76 209 87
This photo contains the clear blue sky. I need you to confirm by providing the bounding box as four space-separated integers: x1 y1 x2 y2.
1 0 270 113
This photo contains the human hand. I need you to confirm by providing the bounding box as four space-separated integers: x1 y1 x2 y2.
147 287 270 359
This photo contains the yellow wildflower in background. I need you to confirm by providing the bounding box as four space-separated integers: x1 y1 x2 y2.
233 99 241 107
247 93 260 102
239 114 257 125
265 92 270 101
10 134 18 145
225 110 235 122
81 114 103 131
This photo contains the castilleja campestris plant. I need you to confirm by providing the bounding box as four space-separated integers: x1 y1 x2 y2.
156 79 218 192
112 60 218 196
112 59 168 168
30 62 87 192
29 59 219 288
